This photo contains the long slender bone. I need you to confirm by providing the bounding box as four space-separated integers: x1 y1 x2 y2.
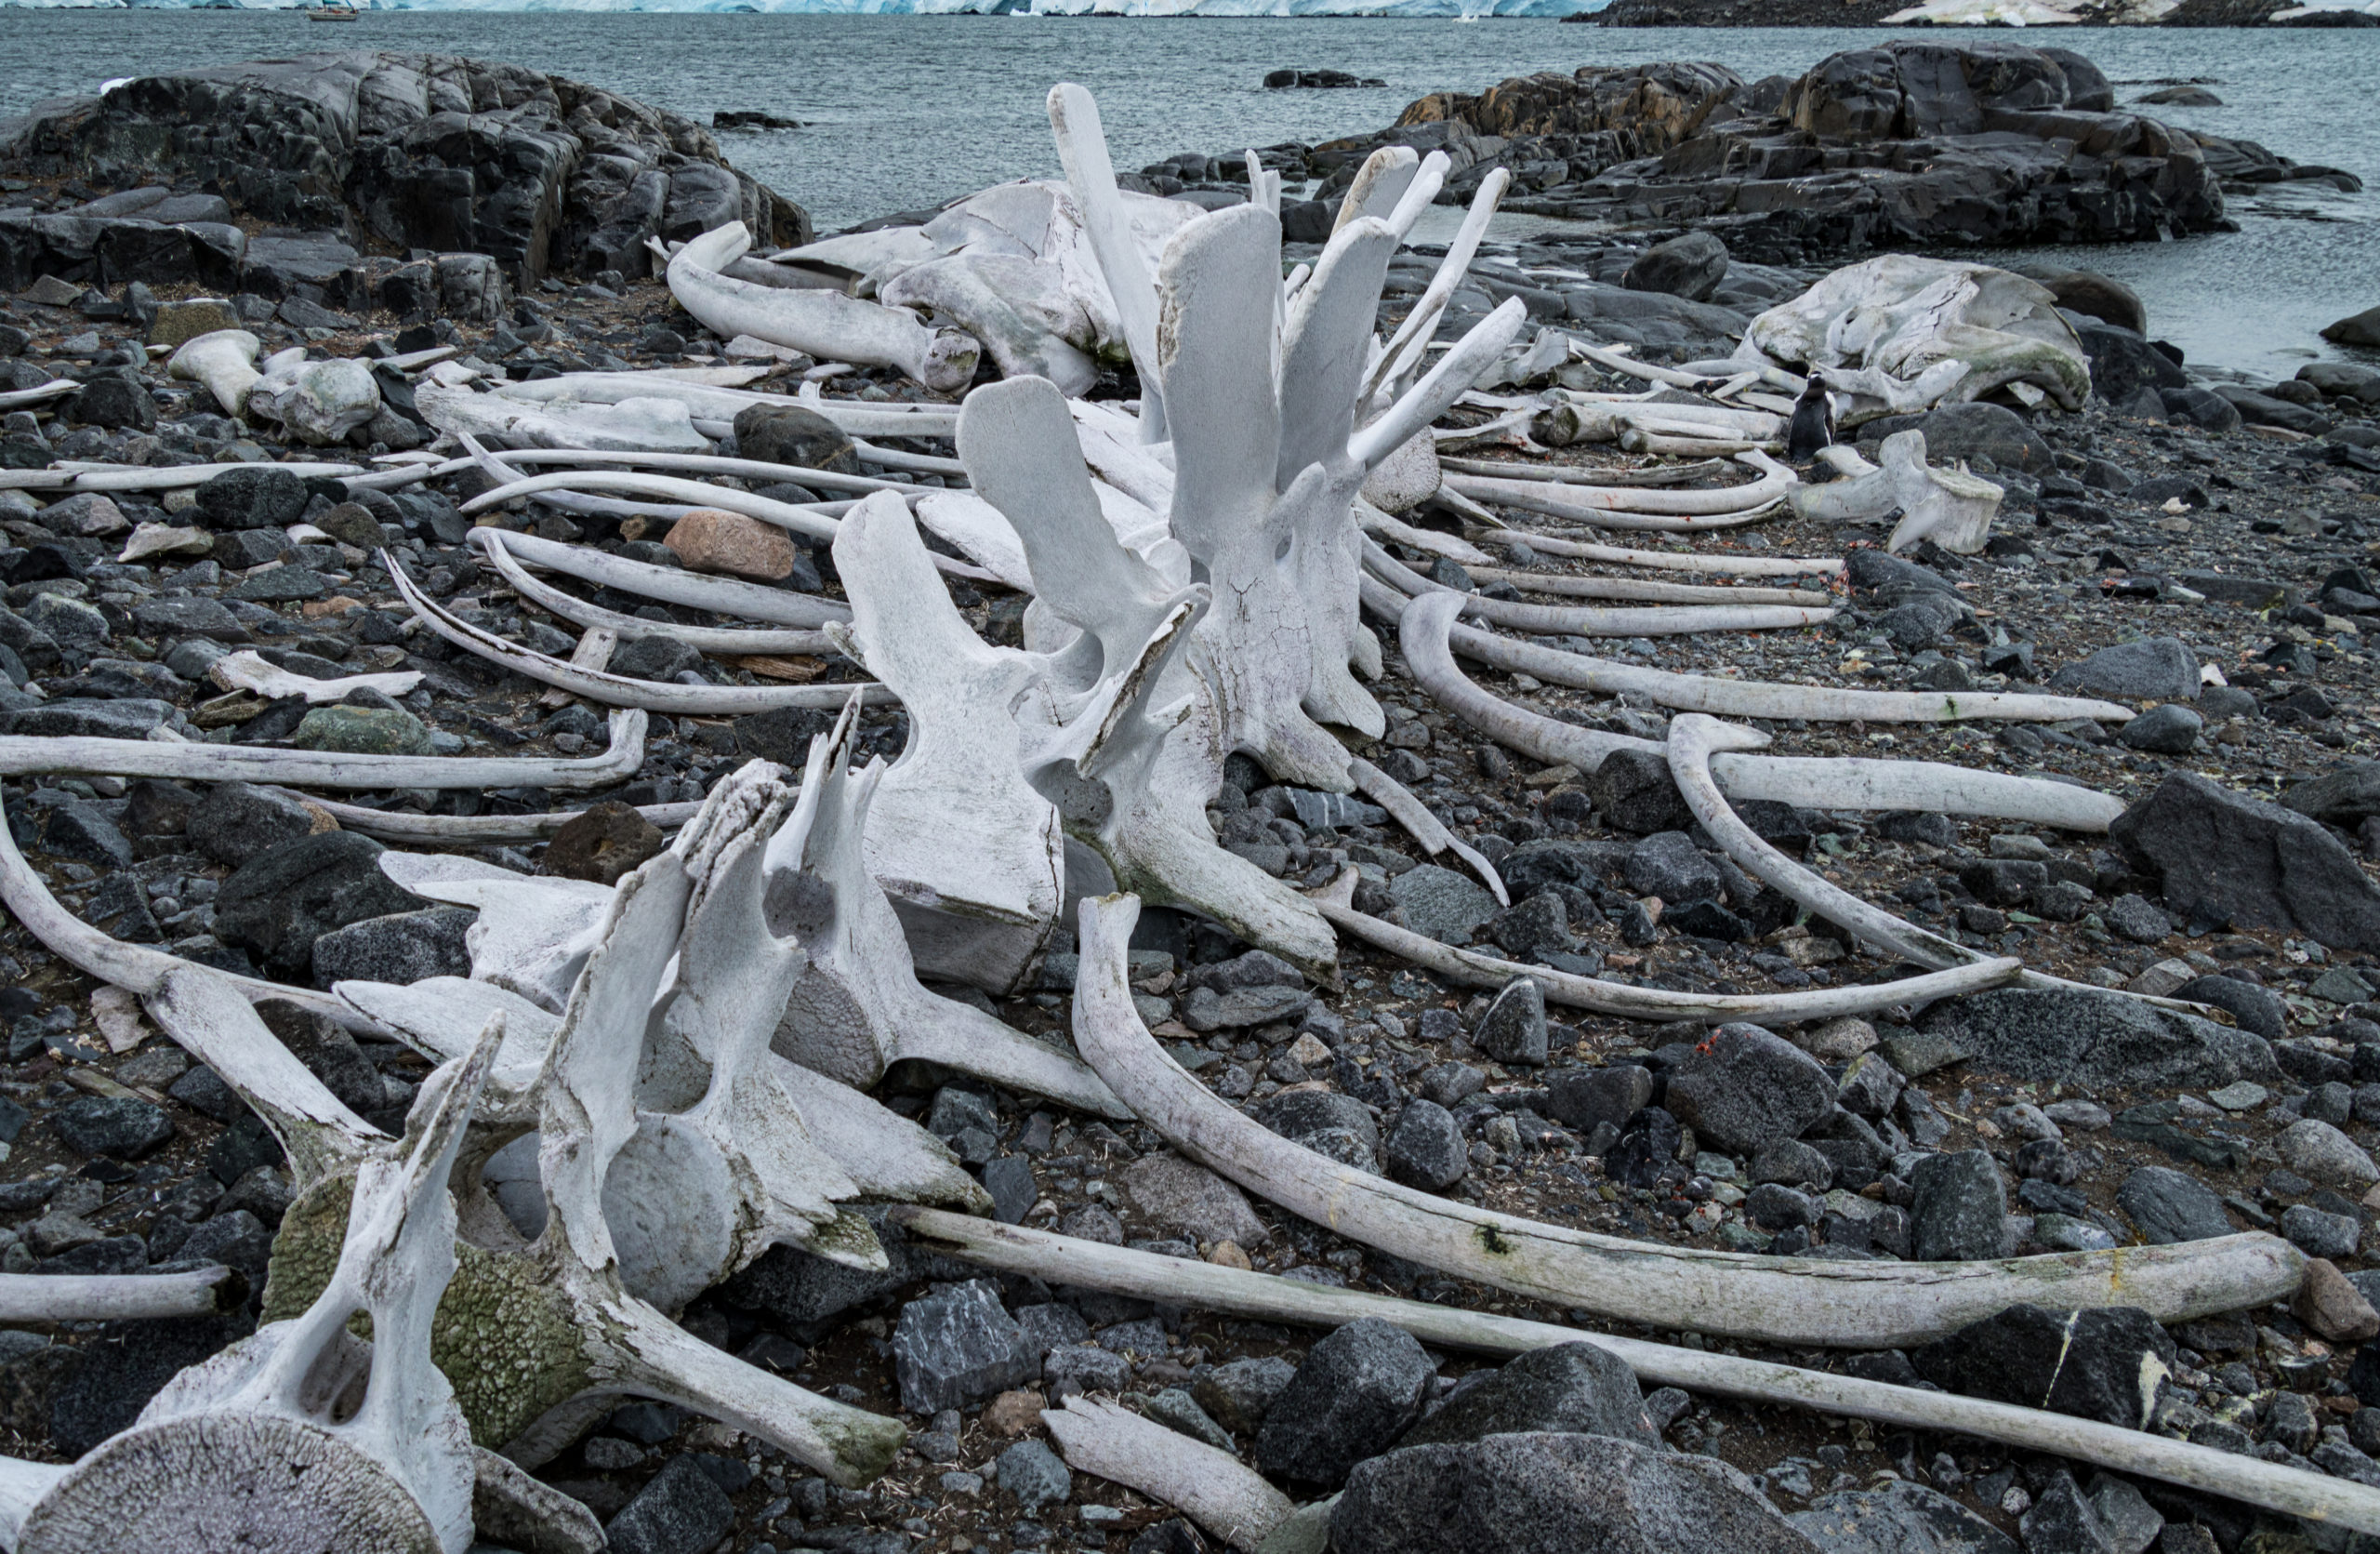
0 711 646 792
447 445 936 499
1310 866 2020 1023
289 794 703 845
485 371 961 440
0 1266 245 1322
668 221 979 392
475 529 851 629
1049 84 1167 442
1660 713 2144 1003
1073 893 2299 1348
416 381 716 456
1447 455 1794 521
763 696 1127 1116
1463 566 1823 606
1438 456 1735 487
1367 170 1513 404
12 1026 500 1554
898 1210 2378 1535
460 470 842 545
1040 1396 1295 1550
1470 526 1843 577
1435 604 2130 724
1345 756 1507 906
387 555 890 715
1367 541 1833 635
1394 592 2127 831
472 534 831 657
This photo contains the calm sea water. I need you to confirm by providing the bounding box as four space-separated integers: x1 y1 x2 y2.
0 11 2369 379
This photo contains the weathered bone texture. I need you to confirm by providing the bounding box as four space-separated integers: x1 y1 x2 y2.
209 649 423 705
475 528 850 628
668 221 979 392
1040 1396 1295 1550
1367 541 1834 635
165 328 262 418
1464 566 1817 605
388 554 886 715
1433 599 2127 724
762 697 1127 1115
1446 452 1794 523
416 381 714 455
1738 254 2091 416
1469 525 1842 577
1395 592 2127 830
474 534 831 657
13 1021 499 1554
442 445 921 499
0 1266 244 1322
831 491 1064 991
248 350 380 446
899 1210 2378 1536
1790 430 2003 554
1309 867 2018 1025
1074 893 2298 1347
0 711 647 792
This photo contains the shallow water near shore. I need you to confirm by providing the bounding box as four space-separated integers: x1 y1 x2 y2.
0 10 2369 379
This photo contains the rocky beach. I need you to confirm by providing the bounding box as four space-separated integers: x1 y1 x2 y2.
0 35 2364 1554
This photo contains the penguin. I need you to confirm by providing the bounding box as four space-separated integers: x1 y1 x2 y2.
1787 371 1835 464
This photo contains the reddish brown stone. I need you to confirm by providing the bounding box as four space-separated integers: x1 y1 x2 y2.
663 507 797 581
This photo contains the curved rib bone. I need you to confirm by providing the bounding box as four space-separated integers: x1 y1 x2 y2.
899 1210 2379 1536
1436 604 2130 724
1464 566 1821 606
291 793 702 846
1447 454 1793 519
474 534 831 657
1310 866 2020 1024
208 649 422 705
668 221 978 393
1073 893 2300 1348
387 554 890 716
1469 526 1842 578
1395 592 2125 831
1367 541 1833 635
0 711 646 792
1040 1396 1294 1551
476 528 850 629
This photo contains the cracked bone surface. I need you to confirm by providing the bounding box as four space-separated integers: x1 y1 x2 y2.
164 327 263 418
1072 892 2300 1348
1790 428 2005 554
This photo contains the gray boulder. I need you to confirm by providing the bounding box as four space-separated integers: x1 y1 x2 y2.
1662 1023 1835 1153
214 830 423 978
1333 1430 1821 1554
1788 1479 2017 1554
2116 1165 2234 1244
2112 770 2380 952
1622 232 1728 301
888 1278 1036 1415
1909 1149 2007 1261
1911 1303 2175 1429
1916 988 2274 1090
1383 1098 1468 1191
1254 1318 1436 1489
2046 638 2198 702
1389 864 1499 943
1398 1342 1655 1449
310 906 474 986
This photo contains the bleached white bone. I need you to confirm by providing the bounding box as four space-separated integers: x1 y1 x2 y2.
475 527 850 628
1346 756 1507 906
1367 541 1833 635
247 355 380 446
165 328 262 418
1789 430 2004 555
1469 526 1842 577
475 534 830 657
668 221 979 393
1464 565 1823 605
207 649 422 705
1446 455 1796 523
0 1266 243 1323
1042 1396 1295 1550
494 371 961 439
879 253 1099 395
831 491 1064 992
764 697 1126 1115
1395 593 2125 830
435 445 932 498
899 1209 2376 1537
1368 170 1512 403
1445 615 2126 724
1073 893 2297 1348
292 791 701 845
387 554 890 715
11 1022 498 1554
0 711 644 790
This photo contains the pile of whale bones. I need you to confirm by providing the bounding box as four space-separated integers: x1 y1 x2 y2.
0 82 2339 1553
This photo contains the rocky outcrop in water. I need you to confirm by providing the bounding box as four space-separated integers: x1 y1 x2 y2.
1368 46 2229 261
0 51 807 290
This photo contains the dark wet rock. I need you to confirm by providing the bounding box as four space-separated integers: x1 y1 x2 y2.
1545 1065 1655 1137
1474 976 1549 1066
1590 748 1694 834
1195 1354 1298 1435
1333 1429 1821 1554
186 782 337 868
1248 1089 1380 1171
1254 1318 1435 1490
605 1454 734 1554
2046 638 2198 702
1917 988 2273 1090
995 1438 1071 1512
543 800 667 885
1789 1479 2017 1554
5 789 131 868
1662 1023 1834 1153
889 1278 1036 1415
311 906 475 986
1389 863 1499 943
1912 1304 2175 1429
1860 402 2055 475
1400 1342 1654 1449
734 403 859 474
216 830 422 978
48 1096 173 1160
1383 1098 1467 1191
2169 976 2285 1041
2113 770 2380 952
1909 1149 2007 1261
2118 704 2201 755
1622 231 1728 301
2116 1165 2234 1244
1118 1154 1268 1247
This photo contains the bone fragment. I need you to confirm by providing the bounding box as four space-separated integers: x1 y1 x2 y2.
0 710 646 790
1041 1396 1295 1549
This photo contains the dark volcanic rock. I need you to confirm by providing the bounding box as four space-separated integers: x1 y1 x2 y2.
48 1314 254 1457
1334 1431 1821 1554
1398 1343 1656 1450
214 830 424 978
1661 1023 1834 1153
1 52 807 286
889 1278 1036 1415
1917 988 2274 1090
2112 770 2380 952
1912 1304 2175 1429
543 800 667 885
1255 1319 1435 1490
1789 1480 2017 1554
